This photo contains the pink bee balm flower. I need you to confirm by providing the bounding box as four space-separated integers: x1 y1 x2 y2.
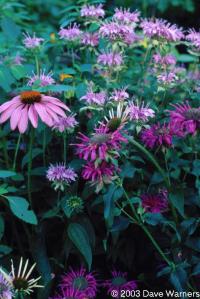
97 52 123 67
80 4 105 18
27 70 55 87
0 91 70 133
110 88 129 102
50 287 86 299
81 32 99 47
82 161 118 192
52 114 78 133
61 267 97 298
99 21 133 41
186 29 200 50
153 53 176 65
169 102 200 136
157 71 178 84
141 189 168 213
113 8 140 24
103 270 137 298
74 125 127 161
58 24 82 41
141 123 174 149
141 18 184 42
46 163 77 191
128 101 155 122
81 87 106 106
23 32 44 49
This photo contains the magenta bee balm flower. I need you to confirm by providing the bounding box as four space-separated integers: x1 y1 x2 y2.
186 29 200 50
141 189 168 213
74 125 127 161
103 270 137 298
61 267 97 298
169 102 200 136
0 91 70 133
141 123 174 149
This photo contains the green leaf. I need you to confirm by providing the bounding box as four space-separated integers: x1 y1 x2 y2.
6 196 38 225
0 245 12 257
177 54 198 63
169 191 184 217
68 223 92 270
0 170 16 178
11 65 27 80
1 17 20 41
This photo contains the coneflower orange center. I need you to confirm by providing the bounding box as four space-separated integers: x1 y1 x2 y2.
20 91 41 104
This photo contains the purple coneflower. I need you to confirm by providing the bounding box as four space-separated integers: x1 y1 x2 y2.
141 123 174 149
81 33 99 47
80 4 105 18
97 52 123 67
0 272 13 299
110 88 129 102
169 102 200 135
81 86 106 106
186 29 200 50
74 125 127 161
113 8 140 24
0 91 69 133
50 287 86 299
46 163 77 191
27 70 55 87
141 189 168 213
23 32 44 48
61 267 97 298
128 101 155 122
52 114 78 133
141 18 184 42
103 270 137 298
59 24 82 41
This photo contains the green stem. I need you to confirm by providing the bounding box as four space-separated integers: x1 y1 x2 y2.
63 131 67 164
2 136 9 169
127 136 169 187
42 129 46 167
27 128 35 207
121 188 174 268
35 54 40 76
12 134 21 171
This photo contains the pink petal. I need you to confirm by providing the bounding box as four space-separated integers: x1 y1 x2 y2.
45 107 60 122
42 95 70 111
45 102 67 118
28 105 38 128
0 102 23 124
18 106 29 133
0 96 21 113
34 102 53 127
10 105 24 130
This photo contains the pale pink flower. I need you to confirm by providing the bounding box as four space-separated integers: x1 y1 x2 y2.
141 18 184 42
80 4 105 18
113 8 140 24
110 88 129 101
153 53 176 65
13 54 25 65
128 101 155 121
0 91 70 133
186 29 200 50
99 21 133 41
81 32 99 47
27 70 55 87
157 71 178 84
81 86 106 106
58 24 82 41
97 52 123 67
52 114 78 132
23 32 44 48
